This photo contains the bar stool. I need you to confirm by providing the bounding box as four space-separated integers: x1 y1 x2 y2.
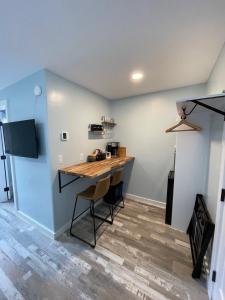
70 175 112 248
104 168 124 218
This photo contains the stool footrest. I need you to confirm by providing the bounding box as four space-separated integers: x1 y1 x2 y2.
71 206 90 223
92 213 113 225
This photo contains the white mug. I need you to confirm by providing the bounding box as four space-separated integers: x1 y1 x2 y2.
106 152 111 159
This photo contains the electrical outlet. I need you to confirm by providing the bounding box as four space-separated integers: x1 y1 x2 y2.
60 131 69 141
80 153 84 162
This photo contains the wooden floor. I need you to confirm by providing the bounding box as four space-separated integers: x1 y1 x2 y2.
0 199 208 300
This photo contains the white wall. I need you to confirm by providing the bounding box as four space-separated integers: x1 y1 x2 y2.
111 84 206 203
46 70 113 232
205 115 224 222
205 43 225 298
205 43 225 222
206 123 225 299
172 113 211 231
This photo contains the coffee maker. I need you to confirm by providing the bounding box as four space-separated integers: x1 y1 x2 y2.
106 142 120 157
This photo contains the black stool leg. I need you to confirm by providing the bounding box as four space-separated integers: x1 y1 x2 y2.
70 197 97 248
70 195 78 234
70 196 112 248
121 195 125 208
108 204 114 223
91 201 96 247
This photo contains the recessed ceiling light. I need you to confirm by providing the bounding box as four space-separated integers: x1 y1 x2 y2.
131 71 144 81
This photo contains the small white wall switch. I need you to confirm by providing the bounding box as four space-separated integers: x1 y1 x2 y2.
60 131 69 141
58 154 63 163
80 153 84 162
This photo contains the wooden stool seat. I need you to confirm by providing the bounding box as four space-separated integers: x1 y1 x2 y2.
111 168 123 186
78 186 96 200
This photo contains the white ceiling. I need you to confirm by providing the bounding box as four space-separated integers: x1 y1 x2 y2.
1 0 225 99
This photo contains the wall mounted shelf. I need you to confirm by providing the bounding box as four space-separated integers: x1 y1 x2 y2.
101 121 117 127
88 124 104 133
176 93 225 117
88 118 116 140
88 130 104 135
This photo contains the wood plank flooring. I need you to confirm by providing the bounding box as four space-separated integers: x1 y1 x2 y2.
0 199 208 300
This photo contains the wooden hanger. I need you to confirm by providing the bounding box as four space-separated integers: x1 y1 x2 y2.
165 107 201 133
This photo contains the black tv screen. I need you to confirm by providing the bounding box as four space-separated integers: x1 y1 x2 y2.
3 119 38 158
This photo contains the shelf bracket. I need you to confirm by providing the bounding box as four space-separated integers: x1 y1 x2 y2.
58 171 80 193
191 100 225 117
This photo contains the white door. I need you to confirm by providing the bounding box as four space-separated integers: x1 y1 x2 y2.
212 185 225 299
211 126 225 300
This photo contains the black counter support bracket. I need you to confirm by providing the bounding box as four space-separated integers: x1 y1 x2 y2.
212 270 217 282
58 170 80 193
191 100 225 117
221 189 225 202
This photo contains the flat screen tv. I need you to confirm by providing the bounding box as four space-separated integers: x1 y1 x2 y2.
3 119 38 158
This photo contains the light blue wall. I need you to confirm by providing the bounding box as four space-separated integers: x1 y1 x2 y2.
0 68 211 233
111 84 207 203
205 42 225 221
0 70 54 230
45 70 116 231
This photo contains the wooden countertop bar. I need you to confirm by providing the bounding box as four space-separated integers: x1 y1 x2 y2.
59 156 134 178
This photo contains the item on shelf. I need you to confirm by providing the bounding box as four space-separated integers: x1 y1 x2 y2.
87 154 96 162
89 124 103 132
118 146 126 157
87 149 106 162
101 116 116 127
89 117 116 137
95 149 106 161
102 120 116 125
106 152 111 159
106 142 120 157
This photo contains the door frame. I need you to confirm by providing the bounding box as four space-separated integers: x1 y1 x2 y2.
0 99 18 210
209 123 225 299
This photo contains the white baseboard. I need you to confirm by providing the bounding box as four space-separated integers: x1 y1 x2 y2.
17 202 102 240
125 193 166 209
54 221 71 239
17 210 55 239
18 209 71 240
